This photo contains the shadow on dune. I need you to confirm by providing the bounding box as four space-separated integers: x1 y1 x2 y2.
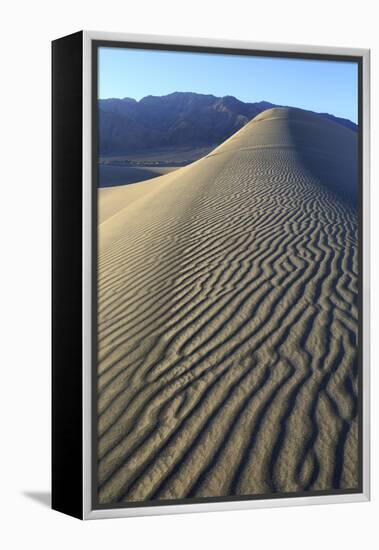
99 164 174 187
282 108 358 208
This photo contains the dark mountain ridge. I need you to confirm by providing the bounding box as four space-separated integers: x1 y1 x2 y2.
99 91 357 156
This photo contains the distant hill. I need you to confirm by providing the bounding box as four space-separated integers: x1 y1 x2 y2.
99 92 357 155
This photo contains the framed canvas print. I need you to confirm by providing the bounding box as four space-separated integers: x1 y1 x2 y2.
52 31 370 520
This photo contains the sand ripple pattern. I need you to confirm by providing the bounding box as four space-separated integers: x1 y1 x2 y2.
96 108 359 504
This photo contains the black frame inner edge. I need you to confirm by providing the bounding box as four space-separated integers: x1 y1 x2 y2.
90 39 364 511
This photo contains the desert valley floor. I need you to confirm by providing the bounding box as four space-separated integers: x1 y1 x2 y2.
96 108 359 504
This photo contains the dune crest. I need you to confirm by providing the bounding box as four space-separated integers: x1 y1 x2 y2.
97 107 359 504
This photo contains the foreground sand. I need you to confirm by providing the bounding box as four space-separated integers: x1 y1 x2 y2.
97 108 359 504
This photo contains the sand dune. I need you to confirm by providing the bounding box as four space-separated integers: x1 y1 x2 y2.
96 107 359 505
99 164 178 187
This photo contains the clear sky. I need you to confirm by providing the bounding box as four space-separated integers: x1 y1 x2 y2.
98 47 358 123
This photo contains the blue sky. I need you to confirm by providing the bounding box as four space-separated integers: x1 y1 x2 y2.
98 47 358 123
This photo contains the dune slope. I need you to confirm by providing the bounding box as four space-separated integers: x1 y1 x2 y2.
96 107 359 504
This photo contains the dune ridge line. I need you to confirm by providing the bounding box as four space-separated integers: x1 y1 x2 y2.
96 107 359 504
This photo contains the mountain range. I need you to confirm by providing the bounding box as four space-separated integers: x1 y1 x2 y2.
99 92 357 156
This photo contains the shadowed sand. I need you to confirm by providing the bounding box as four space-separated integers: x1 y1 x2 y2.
97 108 359 505
99 164 178 187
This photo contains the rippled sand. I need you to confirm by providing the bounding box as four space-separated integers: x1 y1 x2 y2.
96 108 359 505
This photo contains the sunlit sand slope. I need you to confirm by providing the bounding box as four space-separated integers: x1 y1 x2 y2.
97 107 359 504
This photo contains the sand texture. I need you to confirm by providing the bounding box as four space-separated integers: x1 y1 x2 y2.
97 108 359 504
